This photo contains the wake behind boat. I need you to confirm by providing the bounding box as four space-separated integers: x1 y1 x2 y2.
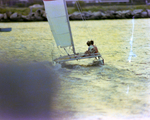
0 28 12 32
43 0 104 65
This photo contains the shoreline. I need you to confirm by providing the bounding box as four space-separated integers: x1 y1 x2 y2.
0 9 150 22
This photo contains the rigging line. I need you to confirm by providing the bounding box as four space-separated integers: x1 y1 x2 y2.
76 0 85 20
76 1 101 45
76 0 93 34
64 48 70 56
75 0 93 40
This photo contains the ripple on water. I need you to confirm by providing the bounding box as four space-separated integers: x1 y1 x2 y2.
0 20 150 120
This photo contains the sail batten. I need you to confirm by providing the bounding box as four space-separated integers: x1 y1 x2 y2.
43 0 75 49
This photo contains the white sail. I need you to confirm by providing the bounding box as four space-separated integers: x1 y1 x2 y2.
43 0 74 48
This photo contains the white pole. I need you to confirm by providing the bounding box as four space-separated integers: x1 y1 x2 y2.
63 0 76 54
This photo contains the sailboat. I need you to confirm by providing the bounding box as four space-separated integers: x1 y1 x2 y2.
43 0 104 64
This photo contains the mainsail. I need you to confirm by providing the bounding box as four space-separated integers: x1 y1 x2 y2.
43 0 75 54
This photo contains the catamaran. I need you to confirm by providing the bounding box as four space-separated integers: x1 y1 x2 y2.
43 0 104 64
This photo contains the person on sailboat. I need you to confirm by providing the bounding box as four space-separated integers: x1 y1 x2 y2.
84 41 95 55
90 40 99 53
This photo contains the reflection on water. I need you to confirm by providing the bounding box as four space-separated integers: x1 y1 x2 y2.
0 19 150 120
128 16 137 62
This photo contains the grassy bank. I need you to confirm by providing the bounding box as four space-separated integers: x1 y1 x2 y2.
1 5 150 15
0 7 43 15
68 5 150 14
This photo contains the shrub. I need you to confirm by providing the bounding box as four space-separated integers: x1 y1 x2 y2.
16 3 26 8
0 8 7 13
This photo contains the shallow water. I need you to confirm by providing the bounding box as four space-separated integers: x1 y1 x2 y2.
0 19 150 120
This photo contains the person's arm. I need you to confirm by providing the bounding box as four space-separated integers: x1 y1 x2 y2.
91 48 96 53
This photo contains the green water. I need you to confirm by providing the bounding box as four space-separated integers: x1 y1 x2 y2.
0 19 150 120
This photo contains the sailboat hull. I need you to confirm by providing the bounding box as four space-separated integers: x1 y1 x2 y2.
53 53 104 64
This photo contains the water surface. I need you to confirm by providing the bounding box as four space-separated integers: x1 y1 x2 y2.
0 19 150 120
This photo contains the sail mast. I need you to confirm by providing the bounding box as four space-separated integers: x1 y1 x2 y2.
63 0 76 54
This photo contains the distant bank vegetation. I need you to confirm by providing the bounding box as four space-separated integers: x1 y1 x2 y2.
68 5 150 14
1 4 150 22
0 7 40 16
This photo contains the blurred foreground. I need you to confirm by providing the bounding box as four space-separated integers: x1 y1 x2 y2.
0 61 59 120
